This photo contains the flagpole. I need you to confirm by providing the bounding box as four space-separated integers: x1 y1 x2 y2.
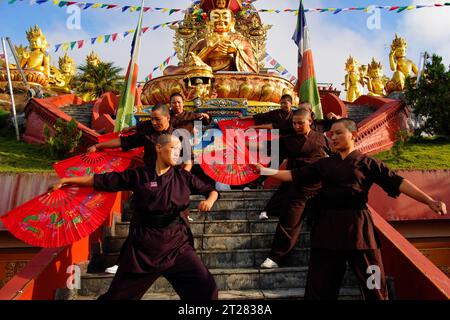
114 0 145 132
1 37 20 141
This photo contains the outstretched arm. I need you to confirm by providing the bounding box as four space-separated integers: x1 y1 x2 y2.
52 176 94 191
87 138 121 153
198 190 219 212
255 164 293 182
399 179 447 215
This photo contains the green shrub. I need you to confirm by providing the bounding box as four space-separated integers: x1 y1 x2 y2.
0 109 9 129
43 118 82 159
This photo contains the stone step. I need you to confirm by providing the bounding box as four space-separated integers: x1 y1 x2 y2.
75 287 362 300
114 219 280 237
346 104 376 124
190 198 269 211
190 190 275 200
122 209 270 222
103 232 310 253
88 248 310 272
79 267 359 296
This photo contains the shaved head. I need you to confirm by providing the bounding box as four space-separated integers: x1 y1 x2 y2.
156 134 181 146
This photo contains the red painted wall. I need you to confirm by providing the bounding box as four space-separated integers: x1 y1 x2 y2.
369 170 450 221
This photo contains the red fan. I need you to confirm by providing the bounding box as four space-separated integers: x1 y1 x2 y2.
218 118 255 132
199 132 266 185
53 151 136 178
1 187 117 247
97 132 120 143
218 118 279 142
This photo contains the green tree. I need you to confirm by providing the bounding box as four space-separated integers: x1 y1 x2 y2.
73 61 124 101
405 54 450 136
44 118 82 159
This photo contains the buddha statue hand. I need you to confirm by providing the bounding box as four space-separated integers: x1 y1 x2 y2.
218 40 237 54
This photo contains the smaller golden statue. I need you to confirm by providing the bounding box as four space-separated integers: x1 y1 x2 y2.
344 56 363 103
48 53 76 93
366 58 389 96
386 34 418 93
86 51 101 67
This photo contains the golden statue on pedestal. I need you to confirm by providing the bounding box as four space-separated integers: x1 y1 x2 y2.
19 25 51 77
366 58 389 96
141 0 296 106
344 56 363 103
48 53 76 93
385 34 418 94
0 25 51 86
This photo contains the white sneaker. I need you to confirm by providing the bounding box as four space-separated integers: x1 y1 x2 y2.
260 258 279 269
259 211 269 220
243 187 251 190
187 215 194 222
105 265 119 274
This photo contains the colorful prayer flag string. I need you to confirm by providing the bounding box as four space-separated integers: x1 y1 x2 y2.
53 21 181 52
264 52 297 84
143 52 177 82
7 0 450 15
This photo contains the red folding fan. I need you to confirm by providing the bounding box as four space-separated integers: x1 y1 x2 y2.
53 151 136 178
218 118 279 142
1 187 117 247
199 133 267 185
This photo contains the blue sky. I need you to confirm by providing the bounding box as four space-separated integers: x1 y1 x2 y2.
1 0 449 91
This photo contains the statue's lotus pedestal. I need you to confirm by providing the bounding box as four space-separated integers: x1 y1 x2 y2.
0 69 48 88
140 72 297 107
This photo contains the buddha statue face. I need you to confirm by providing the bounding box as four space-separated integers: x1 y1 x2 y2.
391 34 407 59
26 25 47 51
395 45 406 58
86 51 101 67
345 56 358 72
368 59 383 78
210 9 233 33
59 53 75 76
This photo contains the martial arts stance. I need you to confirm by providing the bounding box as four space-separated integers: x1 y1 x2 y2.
53 134 219 300
257 118 447 300
260 109 334 268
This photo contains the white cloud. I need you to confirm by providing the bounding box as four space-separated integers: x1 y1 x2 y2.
12 0 450 92
397 0 450 65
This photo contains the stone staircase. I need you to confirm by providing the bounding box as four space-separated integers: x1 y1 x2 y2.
346 104 377 124
60 104 94 128
74 190 362 300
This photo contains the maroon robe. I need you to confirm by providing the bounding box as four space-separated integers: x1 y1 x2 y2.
265 130 334 264
93 166 218 300
291 150 404 300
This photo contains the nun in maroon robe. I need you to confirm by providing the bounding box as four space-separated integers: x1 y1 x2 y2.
260 109 334 267
53 134 220 300
257 118 446 300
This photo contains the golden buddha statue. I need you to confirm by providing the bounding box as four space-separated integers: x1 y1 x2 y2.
367 58 389 96
17 25 50 77
344 56 363 103
386 34 418 93
86 51 101 67
164 0 258 75
48 53 76 93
